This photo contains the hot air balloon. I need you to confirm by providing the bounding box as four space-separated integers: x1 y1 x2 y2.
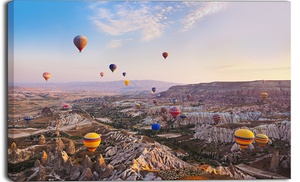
172 98 178 105
122 72 126 77
83 132 101 152
152 87 156 93
187 94 191 100
169 106 181 118
182 96 186 102
153 100 157 105
124 80 130 86
100 72 104 77
255 134 269 147
109 64 117 72
152 123 161 131
212 114 222 124
24 115 33 121
180 113 187 120
162 52 168 59
62 103 69 110
261 92 268 100
234 129 255 150
73 35 88 52
161 107 167 114
43 72 51 81
135 103 141 109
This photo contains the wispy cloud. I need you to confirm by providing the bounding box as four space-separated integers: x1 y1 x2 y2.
89 2 172 42
88 2 228 47
107 39 131 49
181 2 228 32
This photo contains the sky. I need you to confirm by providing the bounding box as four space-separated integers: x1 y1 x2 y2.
8 0 290 84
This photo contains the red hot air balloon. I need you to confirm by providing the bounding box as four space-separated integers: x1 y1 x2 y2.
162 52 168 59
153 100 157 105
213 114 222 124
100 72 104 77
169 106 181 118
73 35 88 52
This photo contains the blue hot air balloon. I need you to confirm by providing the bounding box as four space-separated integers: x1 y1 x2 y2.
152 123 161 131
109 64 117 72
152 87 156 93
122 72 126 77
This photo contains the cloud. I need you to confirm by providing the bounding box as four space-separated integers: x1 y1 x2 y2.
89 2 171 42
181 2 228 32
107 39 131 49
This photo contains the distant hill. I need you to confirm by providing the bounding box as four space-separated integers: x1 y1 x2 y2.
13 80 183 94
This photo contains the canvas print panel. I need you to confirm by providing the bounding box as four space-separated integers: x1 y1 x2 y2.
7 0 290 181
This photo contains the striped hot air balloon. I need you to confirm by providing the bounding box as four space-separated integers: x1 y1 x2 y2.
83 132 101 152
73 35 88 52
234 129 255 150
261 92 268 100
255 134 269 147
212 114 222 124
24 115 33 121
169 106 181 118
43 72 51 81
180 113 187 120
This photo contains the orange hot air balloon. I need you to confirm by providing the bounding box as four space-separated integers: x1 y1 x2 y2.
124 80 130 86
162 52 168 59
255 134 269 147
234 129 255 150
43 72 51 81
213 114 222 124
83 132 101 152
261 92 268 100
100 72 104 77
73 35 88 52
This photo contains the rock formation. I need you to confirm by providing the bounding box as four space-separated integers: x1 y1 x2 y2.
38 134 46 145
41 107 53 116
41 150 48 165
270 150 280 172
66 140 75 155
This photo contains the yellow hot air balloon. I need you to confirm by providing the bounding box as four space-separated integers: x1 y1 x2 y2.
43 72 51 81
124 80 130 86
83 132 101 152
261 92 268 100
255 134 269 147
234 129 254 150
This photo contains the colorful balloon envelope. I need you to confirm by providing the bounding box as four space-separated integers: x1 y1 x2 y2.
124 80 130 86
172 98 178 104
135 103 141 109
261 92 268 100
153 100 157 105
83 132 101 152
152 87 156 93
24 115 33 121
180 113 187 119
73 35 88 52
43 72 51 81
62 103 69 109
100 72 104 77
213 114 222 124
109 64 117 72
122 72 126 77
234 129 255 150
152 123 161 131
169 106 181 118
162 52 168 59
255 134 269 147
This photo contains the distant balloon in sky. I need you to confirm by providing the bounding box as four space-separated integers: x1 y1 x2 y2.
43 72 51 81
261 92 268 100
234 129 254 150
100 72 104 77
73 35 88 53
83 132 101 152
122 72 126 77
109 64 117 72
169 106 181 118
213 114 222 124
152 87 156 93
124 80 130 86
162 52 168 59
255 134 269 147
